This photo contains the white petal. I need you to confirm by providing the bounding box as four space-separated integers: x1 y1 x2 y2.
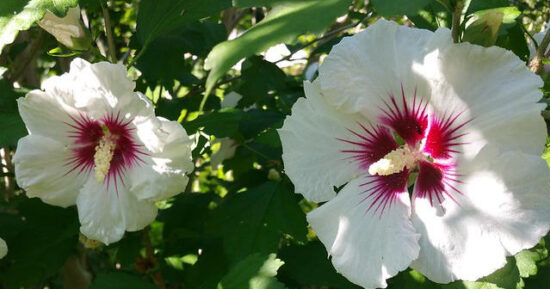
0 238 7 259
129 118 193 201
17 90 75 143
13 135 86 207
77 179 158 245
308 178 420 288
411 148 550 283
318 19 451 116
418 42 546 159
41 58 149 120
278 81 369 202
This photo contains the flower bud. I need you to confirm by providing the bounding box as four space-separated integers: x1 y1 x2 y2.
38 6 90 50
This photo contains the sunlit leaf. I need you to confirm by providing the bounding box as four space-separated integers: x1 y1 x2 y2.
0 0 79 54
204 0 351 93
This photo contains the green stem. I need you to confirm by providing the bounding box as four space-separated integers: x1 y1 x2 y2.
451 0 464 43
529 28 550 74
100 1 117 63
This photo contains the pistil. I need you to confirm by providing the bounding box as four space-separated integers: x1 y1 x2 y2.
93 127 116 183
368 146 417 176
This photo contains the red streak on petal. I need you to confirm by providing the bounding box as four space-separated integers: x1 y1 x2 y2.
379 86 428 147
337 123 398 170
423 110 471 160
360 170 409 216
64 111 146 191
414 161 460 206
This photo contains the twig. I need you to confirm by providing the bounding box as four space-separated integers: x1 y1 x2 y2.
529 29 550 74
141 227 166 289
100 1 117 63
451 0 464 43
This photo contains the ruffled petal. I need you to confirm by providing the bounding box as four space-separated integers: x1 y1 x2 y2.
77 179 158 245
308 178 420 288
418 41 545 159
411 148 550 283
129 118 193 201
13 135 87 207
17 90 75 143
41 58 152 120
318 19 451 116
278 81 371 202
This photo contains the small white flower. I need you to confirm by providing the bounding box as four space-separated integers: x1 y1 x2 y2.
279 20 550 288
38 6 90 50
0 237 7 259
13 58 194 245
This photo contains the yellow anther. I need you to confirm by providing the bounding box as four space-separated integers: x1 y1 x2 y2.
368 146 417 176
93 131 116 183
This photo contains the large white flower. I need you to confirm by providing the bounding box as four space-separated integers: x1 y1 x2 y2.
13 58 194 245
279 20 550 288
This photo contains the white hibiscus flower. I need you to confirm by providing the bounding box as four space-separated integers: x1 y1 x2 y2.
13 58 194 245
279 19 550 288
0 238 7 259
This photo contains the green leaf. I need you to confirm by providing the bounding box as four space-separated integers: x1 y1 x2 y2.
183 108 245 138
0 76 27 146
442 257 522 289
278 241 361 289
239 109 284 139
371 0 432 17
161 193 217 255
0 0 79 54
89 272 158 289
204 0 351 93
218 253 287 289
466 0 508 14
409 1 452 30
136 21 226 84
208 181 308 263
0 199 79 288
515 245 547 278
134 0 231 47
387 269 440 289
237 56 287 107
495 22 529 61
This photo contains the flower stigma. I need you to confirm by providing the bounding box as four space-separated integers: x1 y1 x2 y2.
368 145 418 176
93 125 116 183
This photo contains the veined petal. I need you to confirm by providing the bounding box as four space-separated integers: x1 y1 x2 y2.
41 58 149 119
77 179 158 245
308 178 420 288
318 19 450 116
129 118 194 201
411 148 550 283
13 135 86 207
418 42 545 159
17 90 75 143
278 81 370 202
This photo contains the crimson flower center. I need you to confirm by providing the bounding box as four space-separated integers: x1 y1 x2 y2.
66 112 146 188
339 88 470 214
